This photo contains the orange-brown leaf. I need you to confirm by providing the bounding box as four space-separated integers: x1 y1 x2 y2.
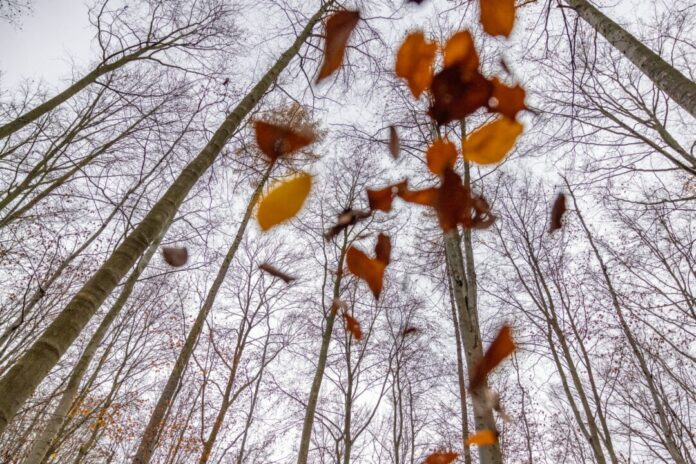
470 325 516 390
549 193 566 233
368 185 397 212
389 126 400 159
428 65 492 125
398 185 438 207
443 30 479 79
259 263 296 283
466 429 498 446
375 233 391 265
395 31 437 98
424 451 459 464
480 0 516 38
254 121 316 162
346 247 387 299
343 313 363 340
317 10 360 81
426 139 458 175
162 247 188 267
462 117 523 165
489 77 526 120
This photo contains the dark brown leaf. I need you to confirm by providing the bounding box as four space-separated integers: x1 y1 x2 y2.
259 263 296 283
162 247 188 267
325 208 371 240
428 64 492 125
389 126 400 159
549 193 567 233
317 10 360 82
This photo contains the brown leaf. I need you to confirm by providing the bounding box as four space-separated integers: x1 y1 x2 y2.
389 126 400 159
375 233 391 265
367 186 396 212
162 247 188 267
480 0 516 38
428 64 492 125
317 10 360 82
259 263 296 283
426 139 458 175
423 451 459 464
489 77 526 120
470 325 516 390
443 30 479 79
395 31 437 98
343 313 363 340
466 429 498 446
402 326 418 336
254 121 316 162
346 234 391 299
325 208 372 240
549 193 567 233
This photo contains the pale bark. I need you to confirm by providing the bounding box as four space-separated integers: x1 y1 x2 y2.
0 2 329 434
564 0 696 118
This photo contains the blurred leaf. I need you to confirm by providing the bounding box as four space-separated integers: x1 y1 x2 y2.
317 10 360 81
396 31 437 98
259 263 296 283
346 233 391 298
428 64 492 125
162 247 188 267
470 325 516 390
426 138 458 175
257 173 312 231
480 0 516 37
325 209 371 240
343 313 363 340
254 121 316 162
489 77 526 120
424 451 459 464
462 117 523 165
389 126 401 159
466 429 498 446
549 193 567 232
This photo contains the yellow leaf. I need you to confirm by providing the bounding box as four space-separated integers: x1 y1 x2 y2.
257 173 312 231
466 429 498 446
462 117 523 165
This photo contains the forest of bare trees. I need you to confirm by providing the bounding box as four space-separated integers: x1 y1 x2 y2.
0 0 693 463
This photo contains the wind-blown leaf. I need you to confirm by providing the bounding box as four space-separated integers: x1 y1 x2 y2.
426 139 458 175
462 117 523 165
325 209 371 240
162 247 188 267
259 263 296 283
389 125 401 159
424 451 459 464
254 121 316 162
466 429 498 446
470 324 516 390
549 193 567 232
343 313 363 340
346 234 391 298
443 30 479 76
489 77 526 120
257 173 312 231
317 10 360 81
396 31 437 98
428 64 492 125
480 0 516 38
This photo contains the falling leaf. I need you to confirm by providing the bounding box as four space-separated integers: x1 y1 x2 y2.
462 117 523 165
407 0 427 4
368 186 397 212
426 139 458 175
424 451 459 464
254 121 316 162
443 30 479 78
402 326 418 336
162 247 188 267
470 325 516 390
343 313 363 340
549 193 566 232
317 10 360 82
428 64 492 125
480 0 516 38
489 77 526 120
398 185 438 207
259 263 296 283
346 234 391 298
325 208 372 240
389 126 400 159
396 31 437 98
466 429 498 446
257 173 312 231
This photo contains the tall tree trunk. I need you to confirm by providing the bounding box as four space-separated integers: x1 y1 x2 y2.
0 2 331 435
22 221 170 464
296 233 348 464
564 0 696 118
132 165 272 464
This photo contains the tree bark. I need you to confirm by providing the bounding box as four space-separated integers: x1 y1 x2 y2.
564 0 696 118
0 2 330 435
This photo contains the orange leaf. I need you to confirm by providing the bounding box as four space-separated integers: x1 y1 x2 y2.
398 185 438 207
389 125 400 159
346 234 391 299
466 429 498 446
489 77 526 120
462 117 523 165
549 193 566 233
257 173 312 231
396 32 437 98
443 30 479 79
428 65 492 125
368 185 397 212
480 0 516 38
254 121 316 162
317 10 360 81
426 139 458 175
162 247 188 267
343 313 363 340
470 325 516 390
424 451 459 464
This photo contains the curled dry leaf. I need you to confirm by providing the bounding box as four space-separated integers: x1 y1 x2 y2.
325 208 372 240
426 139 458 175
470 324 516 390
259 263 296 283
395 31 437 98
466 429 498 446
162 247 188 267
423 451 459 464
549 193 567 233
342 313 363 340
254 121 316 162
480 0 516 38
462 117 523 165
389 125 400 159
489 77 526 119
317 10 360 82
346 233 391 298
257 173 312 231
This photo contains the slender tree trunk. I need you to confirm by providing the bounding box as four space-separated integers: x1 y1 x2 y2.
296 232 348 464
22 222 170 464
0 3 331 435
564 0 696 118
131 165 273 464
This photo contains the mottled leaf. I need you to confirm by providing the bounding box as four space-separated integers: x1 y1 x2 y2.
396 31 437 98
462 117 523 165
257 173 312 231
317 10 360 82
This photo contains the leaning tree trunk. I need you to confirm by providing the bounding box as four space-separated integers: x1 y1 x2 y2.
0 1 331 435
132 166 272 464
296 232 349 464
22 219 172 464
564 0 696 118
